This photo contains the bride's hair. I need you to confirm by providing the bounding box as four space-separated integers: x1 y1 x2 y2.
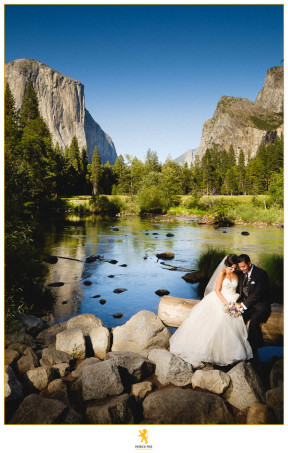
224 254 239 267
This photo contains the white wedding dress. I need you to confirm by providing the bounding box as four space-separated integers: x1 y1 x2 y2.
170 278 253 366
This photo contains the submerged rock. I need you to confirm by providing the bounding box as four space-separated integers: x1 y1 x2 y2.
156 252 175 260
155 289 170 296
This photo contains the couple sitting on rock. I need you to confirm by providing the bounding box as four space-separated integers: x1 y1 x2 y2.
170 254 270 367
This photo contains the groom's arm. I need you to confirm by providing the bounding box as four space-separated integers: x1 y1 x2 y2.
240 270 269 310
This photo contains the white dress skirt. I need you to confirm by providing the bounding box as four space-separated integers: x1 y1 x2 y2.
169 278 253 366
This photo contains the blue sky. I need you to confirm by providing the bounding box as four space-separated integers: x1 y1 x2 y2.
5 4 283 163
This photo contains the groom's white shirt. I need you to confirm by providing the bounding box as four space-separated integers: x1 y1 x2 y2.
241 264 254 310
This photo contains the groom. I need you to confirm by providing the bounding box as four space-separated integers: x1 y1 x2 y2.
236 254 271 357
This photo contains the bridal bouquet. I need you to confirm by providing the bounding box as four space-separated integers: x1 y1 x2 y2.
223 302 244 318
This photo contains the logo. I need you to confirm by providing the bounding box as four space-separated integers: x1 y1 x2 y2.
139 429 148 445
135 429 152 449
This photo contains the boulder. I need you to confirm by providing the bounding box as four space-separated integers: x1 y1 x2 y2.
112 310 171 357
36 321 68 347
6 330 36 349
106 351 155 383
67 313 103 335
142 388 234 424
56 328 85 359
86 394 135 424
25 366 51 391
41 347 73 366
51 362 71 377
46 386 70 406
89 326 110 360
5 365 24 401
17 313 44 335
23 347 38 359
5 349 20 366
113 288 127 294
158 296 198 327
181 271 202 284
9 394 67 424
270 359 283 388
7 343 27 354
62 408 83 424
131 381 153 401
155 289 170 296
148 349 193 387
192 369 231 394
246 402 276 424
70 357 100 378
223 362 266 411
156 252 175 260
266 385 283 423
48 379 66 394
16 355 38 375
82 360 124 401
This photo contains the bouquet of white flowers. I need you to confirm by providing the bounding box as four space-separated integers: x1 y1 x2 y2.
223 301 244 318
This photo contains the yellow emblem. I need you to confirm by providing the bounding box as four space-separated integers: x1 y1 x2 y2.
138 429 148 445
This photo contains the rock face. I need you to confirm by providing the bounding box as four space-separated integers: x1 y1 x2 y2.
195 66 283 160
4 58 117 164
148 349 193 387
255 66 283 113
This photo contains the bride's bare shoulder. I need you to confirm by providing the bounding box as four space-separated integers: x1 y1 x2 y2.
218 269 226 277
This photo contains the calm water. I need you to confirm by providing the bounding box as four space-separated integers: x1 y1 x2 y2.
41 215 283 329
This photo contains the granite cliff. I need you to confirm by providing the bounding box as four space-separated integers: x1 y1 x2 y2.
5 59 117 164
195 66 283 160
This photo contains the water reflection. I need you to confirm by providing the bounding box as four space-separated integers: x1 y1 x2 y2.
42 215 283 328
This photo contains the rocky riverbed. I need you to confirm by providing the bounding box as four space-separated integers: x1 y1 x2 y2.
5 311 283 424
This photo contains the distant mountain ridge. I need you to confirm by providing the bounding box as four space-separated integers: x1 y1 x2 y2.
5 58 117 164
173 148 197 167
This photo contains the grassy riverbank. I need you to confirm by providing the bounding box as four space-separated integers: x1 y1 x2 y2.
62 194 283 225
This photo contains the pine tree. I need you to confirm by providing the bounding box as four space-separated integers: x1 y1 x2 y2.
237 149 246 194
91 146 102 196
68 136 81 172
19 81 41 128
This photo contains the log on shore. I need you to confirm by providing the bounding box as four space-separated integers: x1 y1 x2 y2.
157 296 283 346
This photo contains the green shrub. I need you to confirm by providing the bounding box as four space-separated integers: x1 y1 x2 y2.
258 253 283 304
196 247 229 297
137 186 168 214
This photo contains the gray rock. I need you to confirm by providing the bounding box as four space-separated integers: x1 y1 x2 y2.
192 369 231 394
142 388 234 424
246 402 276 424
270 359 283 389
16 355 38 375
23 347 38 359
25 366 51 391
86 394 135 424
82 360 124 401
7 343 27 354
5 365 23 401
5 349 20 366
17 313 44 335
223 362 266 411
51 362 71 377
112 310 171 357
67 313 103 335
266 385 283 423
56 328 85 359
9 394 67 424
41 347 73 366
106 351 155 383
48 379 66 394
89 326 110 360
46 386 70 406
70 357 101 378
36 321 68 347
148 349 193 386
62 408 83 424
131 381 153 401
156 252 175 260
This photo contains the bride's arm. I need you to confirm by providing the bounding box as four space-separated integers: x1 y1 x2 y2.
215 270 229 305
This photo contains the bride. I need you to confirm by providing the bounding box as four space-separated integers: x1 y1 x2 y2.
170 254 253 366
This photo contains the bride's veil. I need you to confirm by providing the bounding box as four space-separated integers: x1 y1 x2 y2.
204 256 227 296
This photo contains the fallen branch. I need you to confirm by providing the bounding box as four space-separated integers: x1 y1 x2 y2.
161 263 196 272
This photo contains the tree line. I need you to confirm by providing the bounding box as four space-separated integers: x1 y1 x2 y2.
5 81 283 211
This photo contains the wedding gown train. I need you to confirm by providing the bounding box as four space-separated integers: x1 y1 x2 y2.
169 278 253 366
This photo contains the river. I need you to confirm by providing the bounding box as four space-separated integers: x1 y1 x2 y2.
41 215 283 332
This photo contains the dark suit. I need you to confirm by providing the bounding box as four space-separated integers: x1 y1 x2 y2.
237 265 271 352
